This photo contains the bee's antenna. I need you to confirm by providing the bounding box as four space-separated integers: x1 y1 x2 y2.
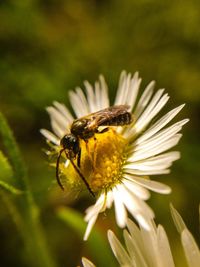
56 148 65 190
69 158 95 198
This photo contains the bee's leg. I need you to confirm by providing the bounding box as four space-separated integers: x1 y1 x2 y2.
77 148 81 168
97 127 109 134
92 128 109 168
69 158 95 198
84 139 95 170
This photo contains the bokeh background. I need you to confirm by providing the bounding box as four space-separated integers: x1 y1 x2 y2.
0 1 199 266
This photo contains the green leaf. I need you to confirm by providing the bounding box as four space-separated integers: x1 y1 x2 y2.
0 112 27 189
0 180 24 195
0 150 13 180
57 207 116 267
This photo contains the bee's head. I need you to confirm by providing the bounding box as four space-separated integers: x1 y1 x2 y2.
60 134 80 155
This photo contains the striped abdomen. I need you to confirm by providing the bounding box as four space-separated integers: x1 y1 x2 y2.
99 112 133 126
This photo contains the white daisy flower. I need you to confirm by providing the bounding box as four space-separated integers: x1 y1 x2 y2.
107 206 200 267
41 71 188 240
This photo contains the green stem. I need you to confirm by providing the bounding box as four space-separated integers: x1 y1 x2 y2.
0 112 57 267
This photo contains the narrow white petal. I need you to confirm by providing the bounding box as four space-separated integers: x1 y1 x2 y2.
69 89 89 117
157 225 175 267
134 119 188 152
83 214 98 241
99 75 110 108
40 129 60 145
107 230 134 267
82 257 96 267
53 101 74 123
134 89 169 134
170 204 187 234
114 71 130 105
124 175 171 194
140 225 159 267
76 87 90 112
113 187 127 227
134 80 155 118
94 81 101 110
126 75 142 111
181 229 200 267
46 106 70 132
51 118 66 138
135 104 186 144
171 206 200 267
126 151 180 170
84 80 97 113
129 134 182 161
127 219 144 249
135 214 151 231
117 184 154 228
124 168 170 176
123 230 148 267
105 190 114 209
123 178 150 200
84 194 105 222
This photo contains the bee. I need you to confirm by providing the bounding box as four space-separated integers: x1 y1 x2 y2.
56 105 133 196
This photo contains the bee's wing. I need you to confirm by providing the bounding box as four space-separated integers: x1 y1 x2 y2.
92 105 131 126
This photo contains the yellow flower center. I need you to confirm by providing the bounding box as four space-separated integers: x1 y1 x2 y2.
60 129 127 194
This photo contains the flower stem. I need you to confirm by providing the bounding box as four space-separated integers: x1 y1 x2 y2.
0 112 57 267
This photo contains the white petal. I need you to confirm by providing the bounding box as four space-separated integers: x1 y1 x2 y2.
126 152 180 171
83 214 98 241
135 214 151 231
84 80 98 113
126 75 142 111
40 129 60 145
181 229 200 267
46 106 70 137
113 187 127 227
105 190 114 209
84 193 105 222
69 88 89 117
123 230 148 267
134 81 155 118
114 71 141 108
134 89 169 134
126 151 180 170
135 104 186 144
140 224 159 267
157 225 175 267
46 106 69 129
123 178 150 200
170 204 187 234
171 206 200 267
82 257 96 267
99 75 110 108
117 184 154 229
53 101 74 123
127 218 144 250
124 175 171 194
107 230 134 267
134 119 188 152
83 193 107 240
86 75 110 111
114 71 130 105
128 134 182 161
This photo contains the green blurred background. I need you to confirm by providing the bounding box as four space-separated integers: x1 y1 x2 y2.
0 0 199 266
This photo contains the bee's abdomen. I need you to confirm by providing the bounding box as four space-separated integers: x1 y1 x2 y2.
102 112 133 126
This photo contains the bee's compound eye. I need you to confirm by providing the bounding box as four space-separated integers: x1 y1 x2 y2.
60 134 79 151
